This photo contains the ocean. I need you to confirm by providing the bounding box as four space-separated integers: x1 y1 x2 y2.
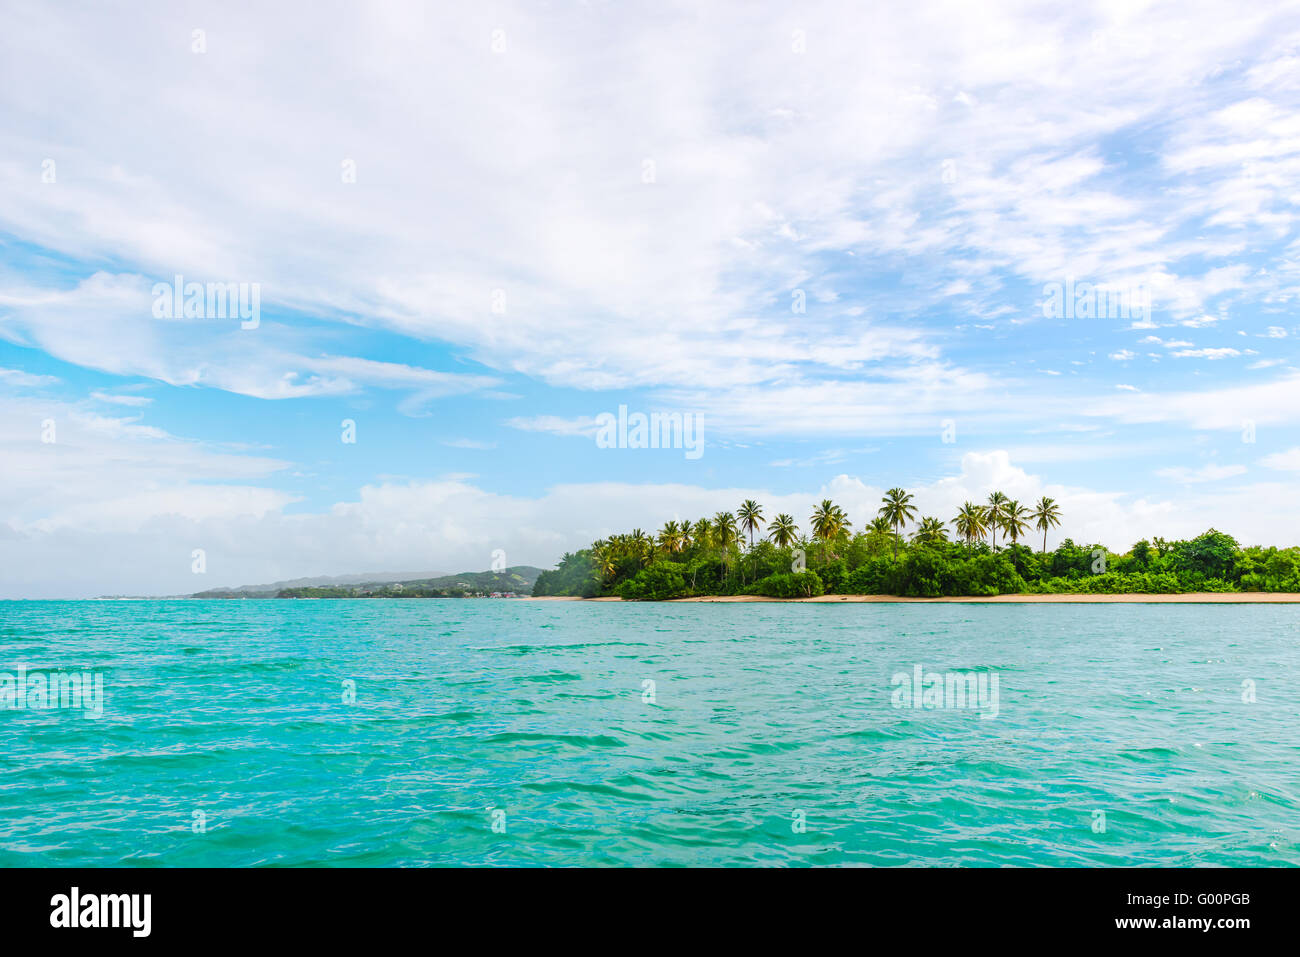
1 599 1296 866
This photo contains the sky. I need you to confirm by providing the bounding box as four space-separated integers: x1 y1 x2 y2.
1 0 1299 598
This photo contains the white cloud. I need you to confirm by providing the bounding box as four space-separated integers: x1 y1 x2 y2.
1260 447 1300 472
505 415 602 438
0 394 291 538
0 0 1297 419
4 437 1297 597
1084 372 1300 430
0 367 59 388
0 273 500 406
1155 463 1248 483
1170 347 1242 359
89 390 153 407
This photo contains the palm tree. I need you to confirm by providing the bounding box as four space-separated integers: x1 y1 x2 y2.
952 502 987 547
713 511 738 577
628 529 652 565
1002 501 1030 546
737 499 764 549
810 500 851 555
809 500 834 541
986 491 1008 549
1030 496 1062 553
692 518 711 550
834 503 850 534
592 542 617 581
767 513 799 548
865 515 894 553
658 520 683 554
712 512 737 550
911 516 949 544
878 487 917 559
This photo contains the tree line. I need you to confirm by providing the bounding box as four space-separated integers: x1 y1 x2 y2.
532 490 1300 599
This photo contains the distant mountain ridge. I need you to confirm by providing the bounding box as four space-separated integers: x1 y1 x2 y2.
191 571 448 595
190 566 544 598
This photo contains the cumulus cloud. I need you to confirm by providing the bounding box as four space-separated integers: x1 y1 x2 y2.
5 430 1297 597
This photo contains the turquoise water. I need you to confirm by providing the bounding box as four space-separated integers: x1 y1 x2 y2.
1 599 1297 867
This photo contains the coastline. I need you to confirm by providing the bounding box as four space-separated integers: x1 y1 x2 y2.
527 592 1300 603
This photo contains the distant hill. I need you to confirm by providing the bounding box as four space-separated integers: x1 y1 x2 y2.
190 566 544 598
190 571 447 597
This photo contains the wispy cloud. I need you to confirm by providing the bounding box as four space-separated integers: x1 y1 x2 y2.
0 367 59 388
1156 463 1248 483
90 390 152 406
1260 447 1300 472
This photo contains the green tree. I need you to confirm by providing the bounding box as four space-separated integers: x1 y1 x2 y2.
879 488 917 559
1030 496 1062 553
619 561 687 600
866 516 894 553
737 499 764 549
712 512 738 550
986 491 1008 549
767 513 799 548
953 502 987 547
628 528 652 565
810 500 851 556
592 542 617 580
1003 500 1030 546
911 516 949 544
657 520 684 554
713 511 738 576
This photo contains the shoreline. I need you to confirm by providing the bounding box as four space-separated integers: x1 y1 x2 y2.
527 592 1300 604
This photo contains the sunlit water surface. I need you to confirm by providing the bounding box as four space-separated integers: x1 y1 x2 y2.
1 600 1297 866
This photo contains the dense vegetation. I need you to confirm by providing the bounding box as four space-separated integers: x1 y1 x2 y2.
532 492 1300 599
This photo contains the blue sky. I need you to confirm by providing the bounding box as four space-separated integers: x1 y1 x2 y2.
1 0 1298 597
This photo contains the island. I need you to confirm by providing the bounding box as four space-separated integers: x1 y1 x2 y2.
530 490 1300 601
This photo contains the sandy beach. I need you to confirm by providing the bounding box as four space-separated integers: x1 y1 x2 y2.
527 592 1300 603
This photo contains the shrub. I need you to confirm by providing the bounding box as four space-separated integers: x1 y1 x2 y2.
819 558 848 593
845 557 893 594
617 562 687 601
748 570 825 598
